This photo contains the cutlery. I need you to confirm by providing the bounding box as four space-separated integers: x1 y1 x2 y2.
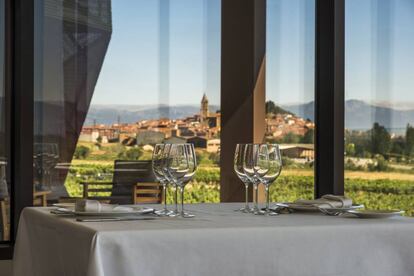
76 217 157 222
318 207 348 216
262 204 293 214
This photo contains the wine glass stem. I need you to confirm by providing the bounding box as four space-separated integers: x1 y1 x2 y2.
174 186 178 213
265 185 270 213
253 183 258 211
163 183 167 211
244 183 249 210
180 186 185 216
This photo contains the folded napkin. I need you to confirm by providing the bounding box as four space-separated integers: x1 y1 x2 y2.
294 194 352 209
75 199 133 212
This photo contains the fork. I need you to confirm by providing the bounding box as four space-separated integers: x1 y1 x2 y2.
318 207 348 216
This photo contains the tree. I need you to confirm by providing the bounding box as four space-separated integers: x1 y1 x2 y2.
74 145 90 159
405 124 414 159
370 122 391 157
302 129 314 144
391 138 405 156
282 132 301 144
118 147 143 160
345 143 355 156
265 100 291 115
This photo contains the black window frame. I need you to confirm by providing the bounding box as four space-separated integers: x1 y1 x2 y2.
0 0 345 259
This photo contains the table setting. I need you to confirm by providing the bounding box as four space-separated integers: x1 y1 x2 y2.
12 142 414 276
47 142 405 221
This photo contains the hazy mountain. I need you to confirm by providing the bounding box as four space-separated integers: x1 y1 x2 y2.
85 100 414 132
282 99 414 130
85 104 220 125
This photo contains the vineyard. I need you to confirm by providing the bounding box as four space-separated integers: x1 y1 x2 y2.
64 163 414 216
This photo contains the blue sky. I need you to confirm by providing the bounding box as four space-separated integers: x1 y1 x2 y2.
91 0 414 106
91 0 221 106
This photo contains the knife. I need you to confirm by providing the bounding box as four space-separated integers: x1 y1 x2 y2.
76 217 157 222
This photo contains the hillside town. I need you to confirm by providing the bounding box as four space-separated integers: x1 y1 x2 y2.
79 95 315 156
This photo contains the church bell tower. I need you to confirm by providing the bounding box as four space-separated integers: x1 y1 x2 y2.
200 93 209 123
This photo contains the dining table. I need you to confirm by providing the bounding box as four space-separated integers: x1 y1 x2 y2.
13 203 414 276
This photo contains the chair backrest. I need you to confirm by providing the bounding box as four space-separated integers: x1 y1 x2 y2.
134 182 163 204
110 160 156 204
0 199 9 241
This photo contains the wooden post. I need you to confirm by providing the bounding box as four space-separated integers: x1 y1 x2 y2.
314 0 345 197
220 0 266 202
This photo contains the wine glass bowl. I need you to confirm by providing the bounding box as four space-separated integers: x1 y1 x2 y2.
243 144 262 214
152 144 172 216
234 144 252 212
166 143 196 218
256 144 283 215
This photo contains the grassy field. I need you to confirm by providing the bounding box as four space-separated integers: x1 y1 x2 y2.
283 168 414 181
64 161 414 216
66 142 414 216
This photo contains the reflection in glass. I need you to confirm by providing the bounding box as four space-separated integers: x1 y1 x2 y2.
265 0 315 202
0 0 9 241
34 0 221 209
345 0 414 215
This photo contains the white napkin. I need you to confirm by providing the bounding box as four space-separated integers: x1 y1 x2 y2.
75 199 133 212
294 194 352 209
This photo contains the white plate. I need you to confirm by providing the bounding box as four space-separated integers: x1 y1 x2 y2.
53 203 75 209
286 203 364 212
54 206 154 217
346 209 404 218
322 205 364 212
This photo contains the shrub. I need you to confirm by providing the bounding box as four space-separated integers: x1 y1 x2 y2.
118 147 143 160
209 152 220 166
367 156 390 172
74 145 90 159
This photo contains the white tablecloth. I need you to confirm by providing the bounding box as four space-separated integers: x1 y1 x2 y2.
13 203 414 276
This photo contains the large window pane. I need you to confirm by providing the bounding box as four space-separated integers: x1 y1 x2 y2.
34 0 220 205
0 0 9 242
345 0 414 215
266 0 315 202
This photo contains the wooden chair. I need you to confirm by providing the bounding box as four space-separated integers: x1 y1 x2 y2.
0 190 50 241
0 198 9 241
33 190 51 207
81 160 161 204
80 181 114 203
134 182 163 204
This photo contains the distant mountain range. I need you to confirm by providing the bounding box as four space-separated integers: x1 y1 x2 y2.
282 99 414 131
85 100 414 132
85 104 220 125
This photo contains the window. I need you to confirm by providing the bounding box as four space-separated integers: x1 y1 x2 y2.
345 0 414 215
33 0 221 206
0 0 9 242
266 0 315 202
4 0 414 259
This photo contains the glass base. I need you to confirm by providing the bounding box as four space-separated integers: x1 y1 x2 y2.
180 212 195 218
234 206 253 213
168 211 180 217
257 208 280 216
155 209 173 216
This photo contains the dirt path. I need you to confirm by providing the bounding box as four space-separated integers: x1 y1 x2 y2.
283 169 414 181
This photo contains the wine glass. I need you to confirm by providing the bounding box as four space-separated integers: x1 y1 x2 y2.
152 144 172 216
180 143 197 217
256 144 282 215
166 144 194 218
162 144 179 216
243 144 261 214
234 144 252 212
